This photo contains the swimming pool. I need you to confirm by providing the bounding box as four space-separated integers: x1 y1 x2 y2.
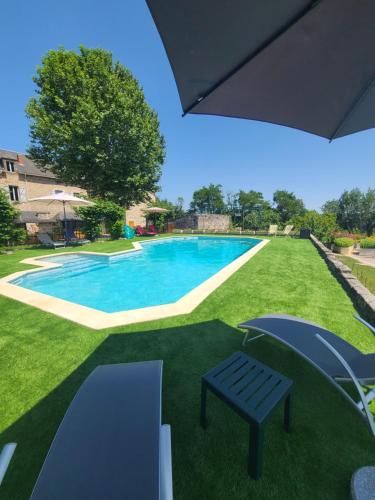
11 237 260 313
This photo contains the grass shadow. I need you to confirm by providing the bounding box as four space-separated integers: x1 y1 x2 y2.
1 320 373 500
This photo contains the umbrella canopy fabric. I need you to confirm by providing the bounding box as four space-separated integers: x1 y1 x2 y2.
28 192 92 205
143 206 170 214
146 0 375 140
26 192 92 239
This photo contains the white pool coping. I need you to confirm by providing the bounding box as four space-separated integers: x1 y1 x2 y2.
0 236 269 329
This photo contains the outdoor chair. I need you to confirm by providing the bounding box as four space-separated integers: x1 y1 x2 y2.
268 224 278 236
37 233 66 249
65 228 90 245
135 226 157 237
282 224 294 236
30 361 173 500
239 314 375 435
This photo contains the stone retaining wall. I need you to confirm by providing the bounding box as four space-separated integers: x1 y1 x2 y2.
310 234 375 324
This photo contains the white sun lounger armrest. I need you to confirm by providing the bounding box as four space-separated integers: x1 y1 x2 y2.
0 443 17 486
315 334 375 436
354 315 375 336
160 424 173 500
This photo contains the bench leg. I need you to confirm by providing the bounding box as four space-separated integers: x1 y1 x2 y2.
284 394 291 432
200 382 208 429
248 423 264 479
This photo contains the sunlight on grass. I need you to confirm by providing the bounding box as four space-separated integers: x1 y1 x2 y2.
0 237 374 499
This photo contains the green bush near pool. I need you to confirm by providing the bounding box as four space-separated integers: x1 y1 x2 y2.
360 238 375 249
333 237 354 248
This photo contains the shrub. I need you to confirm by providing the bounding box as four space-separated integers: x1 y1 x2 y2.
291 210 337 242
83 223 102 241
110 220 123 239
12 228 27 245
333 237 354 248
360 238 375 249
244 209 279 230
0 190 25 246
75 199 123 241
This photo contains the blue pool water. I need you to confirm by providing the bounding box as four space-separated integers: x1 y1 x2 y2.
12 237 259 312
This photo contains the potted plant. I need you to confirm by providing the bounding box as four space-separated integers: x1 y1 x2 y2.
359 237 375 257
333 237 355 255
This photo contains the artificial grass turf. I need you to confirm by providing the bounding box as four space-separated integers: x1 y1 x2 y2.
0 237 374 499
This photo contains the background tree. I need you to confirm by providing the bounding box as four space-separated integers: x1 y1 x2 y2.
26 46 165 207
148 197 185 231
225 192 240 220
0 191 27 246
237 190 268 228
362 189 375 235
321 199 340 216
273 189 305 223
322 188 375 235
75 199 124 240
190 184 225 214
336 189 364 232
291 210 337 242
238 190 264 214
244 204 280 230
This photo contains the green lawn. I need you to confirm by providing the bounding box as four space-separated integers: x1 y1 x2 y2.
337 255 375 295
0 237 374 499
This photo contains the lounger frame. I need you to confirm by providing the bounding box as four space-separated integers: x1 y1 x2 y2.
241 315 375 435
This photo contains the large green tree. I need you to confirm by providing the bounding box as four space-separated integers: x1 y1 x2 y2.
190 184 225 214
26 46 165 207
273 190 305 223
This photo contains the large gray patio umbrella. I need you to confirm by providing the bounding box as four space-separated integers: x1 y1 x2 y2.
146 0 375 140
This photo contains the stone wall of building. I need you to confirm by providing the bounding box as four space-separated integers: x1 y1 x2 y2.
125 194 156 227
0 166 86 236
174 214 230 231
0 149 158 236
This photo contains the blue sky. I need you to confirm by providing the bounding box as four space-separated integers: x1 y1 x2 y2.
1 0 374 210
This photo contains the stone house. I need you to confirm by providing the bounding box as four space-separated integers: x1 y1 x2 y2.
0 148 156 236
0 149 87 237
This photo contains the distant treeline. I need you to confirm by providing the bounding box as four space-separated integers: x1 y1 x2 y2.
157 185 375 239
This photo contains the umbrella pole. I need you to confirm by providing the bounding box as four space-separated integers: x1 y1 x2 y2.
63 201 68 241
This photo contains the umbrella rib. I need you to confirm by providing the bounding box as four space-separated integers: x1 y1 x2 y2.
182 0 321 116
329 69 375 141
